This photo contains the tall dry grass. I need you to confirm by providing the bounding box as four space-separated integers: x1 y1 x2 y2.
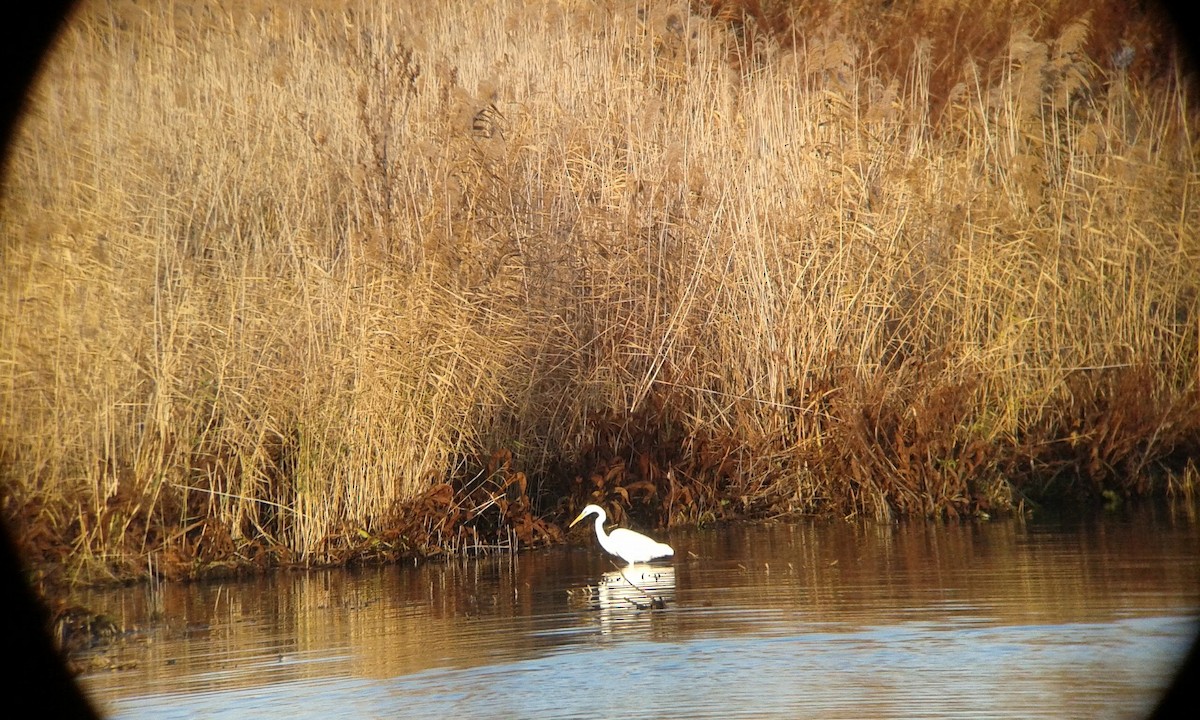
1 0 1196 583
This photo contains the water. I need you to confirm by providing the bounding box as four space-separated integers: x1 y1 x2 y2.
76 507 1199 719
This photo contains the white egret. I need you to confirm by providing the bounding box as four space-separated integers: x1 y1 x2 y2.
569 504 673 565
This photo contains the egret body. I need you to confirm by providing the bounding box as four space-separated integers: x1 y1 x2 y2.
569 504 673 565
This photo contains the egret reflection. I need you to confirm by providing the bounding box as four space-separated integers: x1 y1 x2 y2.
569 564 675 634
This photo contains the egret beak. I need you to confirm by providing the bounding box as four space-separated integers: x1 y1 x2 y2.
568 510 587 528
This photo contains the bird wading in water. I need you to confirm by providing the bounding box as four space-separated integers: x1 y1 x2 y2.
569 504 673 565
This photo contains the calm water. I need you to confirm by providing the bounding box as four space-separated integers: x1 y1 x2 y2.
77 507 1199 719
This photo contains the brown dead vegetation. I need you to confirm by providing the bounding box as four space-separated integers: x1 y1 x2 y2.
1 0 1197 587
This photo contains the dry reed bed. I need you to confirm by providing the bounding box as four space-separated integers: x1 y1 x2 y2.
1 0 1196 584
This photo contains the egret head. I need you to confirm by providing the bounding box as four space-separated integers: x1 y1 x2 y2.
569 503 606 528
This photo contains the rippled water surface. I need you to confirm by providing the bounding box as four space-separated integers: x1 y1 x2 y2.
78 507 1199 719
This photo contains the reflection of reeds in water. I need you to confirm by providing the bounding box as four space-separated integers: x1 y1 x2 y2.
81 556 678 701
77 514 1198 710
676 513 1200 629
82 551 584 700
72 513 1190 715
1 0 1197 583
